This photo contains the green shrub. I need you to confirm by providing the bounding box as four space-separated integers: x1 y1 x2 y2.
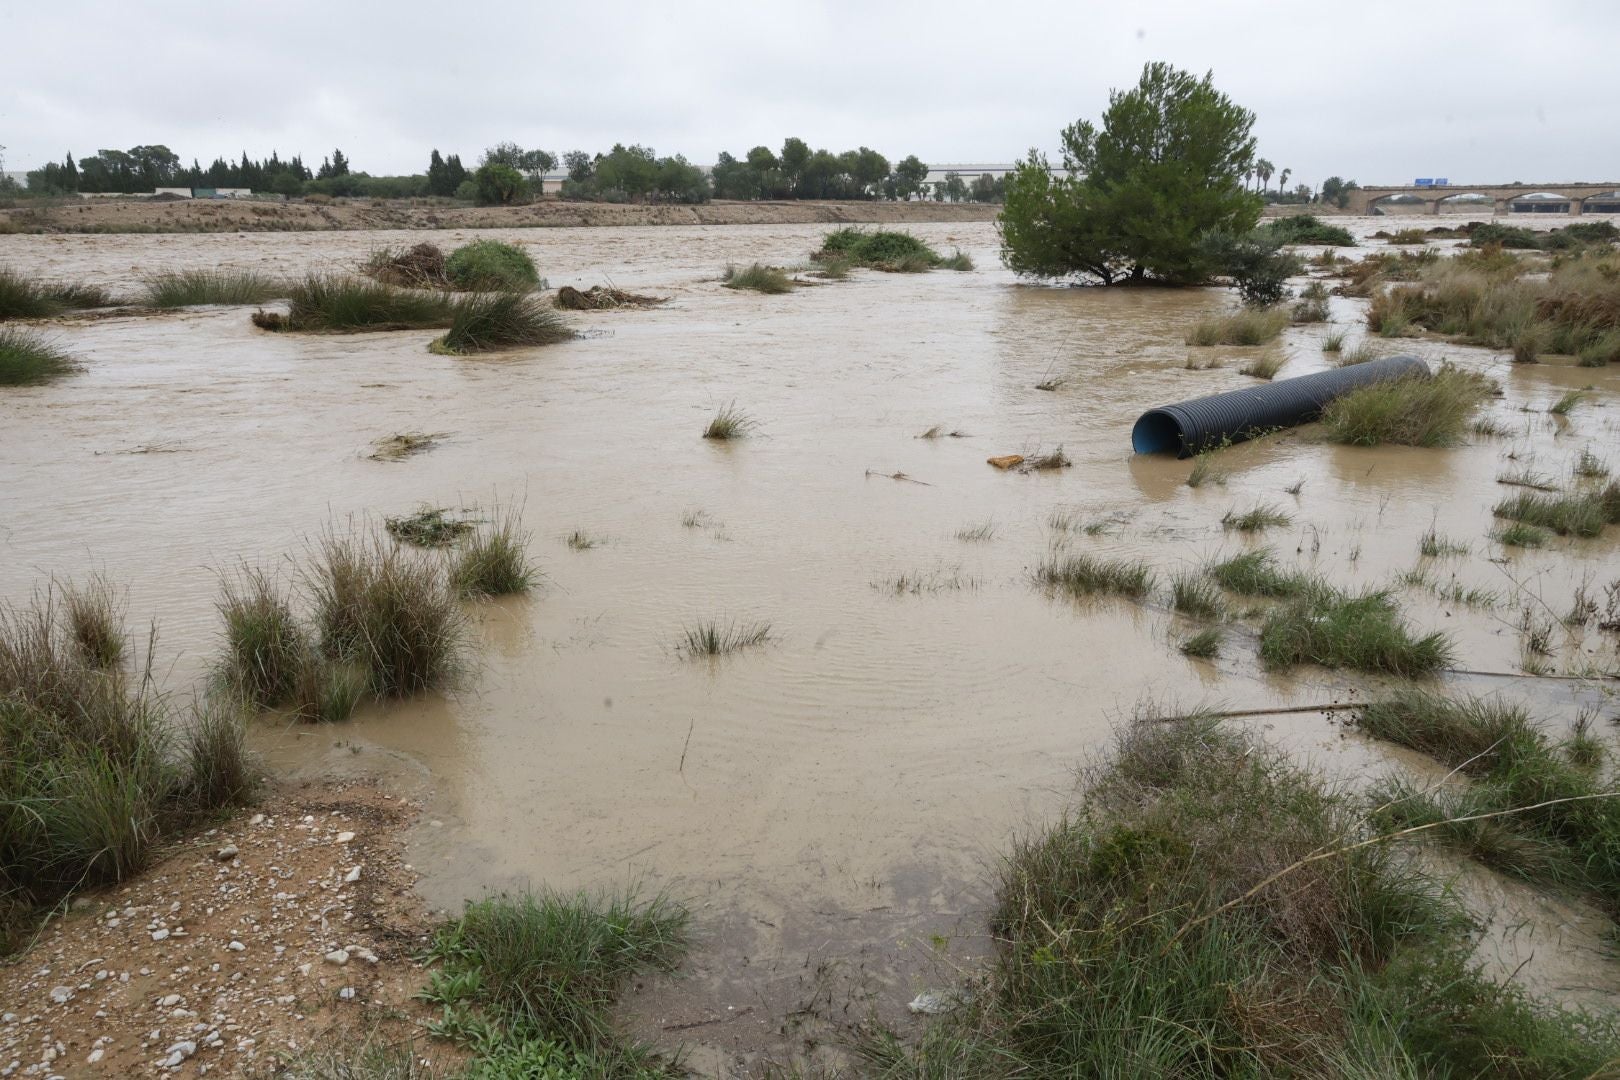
1258 214 1356 246
813 228 945 271
431 292 573 355
1201 228 1302 306
0 326 78 385
445 240 541 291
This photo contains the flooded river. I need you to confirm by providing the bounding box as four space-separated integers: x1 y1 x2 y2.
3 216 1618 1070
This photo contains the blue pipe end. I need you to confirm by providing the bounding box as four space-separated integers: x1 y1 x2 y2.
1131 409 1185 456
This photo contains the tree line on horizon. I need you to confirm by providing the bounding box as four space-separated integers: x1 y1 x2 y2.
8 139 1020 206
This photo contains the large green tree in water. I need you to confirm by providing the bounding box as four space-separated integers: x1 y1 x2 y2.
1000 63 1261 285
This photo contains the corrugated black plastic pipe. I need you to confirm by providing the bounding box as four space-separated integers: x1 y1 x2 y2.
1131 355 1431 457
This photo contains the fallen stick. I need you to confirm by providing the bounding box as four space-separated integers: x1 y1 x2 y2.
864 469 932 486
1158 703 1363 722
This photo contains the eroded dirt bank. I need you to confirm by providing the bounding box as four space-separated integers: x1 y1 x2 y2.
0 198 1000 235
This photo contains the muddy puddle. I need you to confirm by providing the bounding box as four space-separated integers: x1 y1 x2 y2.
3 216 1618 1072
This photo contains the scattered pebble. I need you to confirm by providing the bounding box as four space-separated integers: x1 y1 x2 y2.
215 845 238 862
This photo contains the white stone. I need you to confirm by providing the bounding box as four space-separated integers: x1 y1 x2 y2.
323 950 348 966
343 866 361 883
335 832 355 844
338 987 355 1000
159 994 181 1008
150 929 169 942
86 1049 104 1064
227 941 245 952
249 814 264 826
215 846 238 862
47 987 72 1005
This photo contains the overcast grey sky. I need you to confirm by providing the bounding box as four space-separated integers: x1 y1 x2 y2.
4 0 1615 188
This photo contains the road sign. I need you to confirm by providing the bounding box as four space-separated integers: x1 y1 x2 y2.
1414 178 1434 186
1435 178 1449 186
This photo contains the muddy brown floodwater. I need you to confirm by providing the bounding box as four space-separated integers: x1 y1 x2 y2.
3 216 1619 1073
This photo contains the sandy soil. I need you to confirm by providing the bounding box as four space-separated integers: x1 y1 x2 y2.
0 783 451 1078
0 198 999 236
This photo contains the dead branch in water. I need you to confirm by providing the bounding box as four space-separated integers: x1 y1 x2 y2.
865 469 932 486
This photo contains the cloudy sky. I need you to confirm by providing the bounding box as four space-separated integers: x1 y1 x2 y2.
4 0 1614 189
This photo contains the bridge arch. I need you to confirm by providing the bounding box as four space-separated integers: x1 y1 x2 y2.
1434 191 1494 212
1507 192 1574 213
1580 191 1620 214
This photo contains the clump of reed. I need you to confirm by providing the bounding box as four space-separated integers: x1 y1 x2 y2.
0 326 78 385
1023 445 1072 471
1184 307 1290 346
861 712 1620 1076
449 509 536 598
721 263 794 294
1221 503 1292 532
429 292 574 355
1418 526 1468 558
1259 588 1453 675
813 227 947 272
140 269 284 307
0 267 116 319
1238 349 1286 379
1035 552 1154 599
1 583 254 945
1493 483 1620 538
255 273 456 333
677 620 772 656
1320 364 1495 447
422 889 688 1070
1386 228 1430 245
1494 521 1551 548
1332 340 1384 367
309 531 468 695
217 567 307 707
1574 448 1610 479
1321 328 1346 353
702 401 757 440
1359 691 1620 906
939 248 974 272
1549 390 1588 416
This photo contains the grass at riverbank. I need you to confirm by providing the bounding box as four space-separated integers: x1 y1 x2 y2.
254 274 455 333
0 326 78 385
860 714 1620 1076
0 268 114 319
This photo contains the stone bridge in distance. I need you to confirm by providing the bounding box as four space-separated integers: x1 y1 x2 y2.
1346 183 1620 215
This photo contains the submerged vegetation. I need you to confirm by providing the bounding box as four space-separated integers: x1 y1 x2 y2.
813 227 958 272
1257 213 1356 247
429 291 573 355
1035 552 1154 599
677 619 772 657
0 267 115 319
721 262 793 294
702 401 757 440
449 510 537 598
141 269 283 307
1259 588 1453 675
1494 483 1620 538
0 326 78 385
872 715 1620 1076
1184 306 1289 346
254 273 455 333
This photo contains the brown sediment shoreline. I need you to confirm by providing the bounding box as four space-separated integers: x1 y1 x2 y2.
0 197 1000 235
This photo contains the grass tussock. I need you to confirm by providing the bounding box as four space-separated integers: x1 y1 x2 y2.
1170 572 1226 619
0 267 115 319
702 401 757 440
423 889 687 1072
721 262 793 294
1208 549 1325 599
2 584 254 945
429 292 573 355
1494 521 1551 548
1186 450 1229 488
310 530 467 696
1035 552 1154 600
1179 626 1224 658
1184 307 1290 346
678 619 771 657
140 269 283 308
360 241 449 288
1493 482 1620 538
1418 526 1468 558
449 509 537 598
1320 364 1495 447
1222 503 1291 532
1360 691 1620 906
1259 588 1454 675
0 326 78 385
1322 328 1346 353
217 567 307 707
1574 447 1610 479
1549 389 1588 416
60 574 126 669
258 273 455 333
867 716 1620 1077
1238 349 1286 379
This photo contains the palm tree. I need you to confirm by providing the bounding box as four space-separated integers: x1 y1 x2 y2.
1255 158 1274 195
1279 168 1291 196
